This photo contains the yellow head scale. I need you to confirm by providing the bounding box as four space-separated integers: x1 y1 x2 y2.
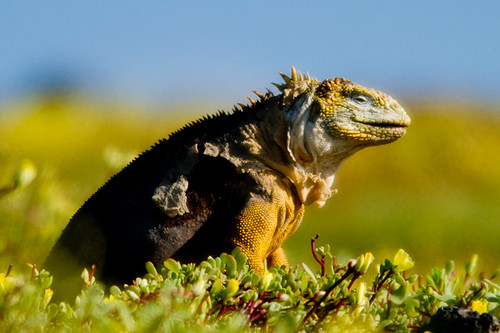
312 77 410 143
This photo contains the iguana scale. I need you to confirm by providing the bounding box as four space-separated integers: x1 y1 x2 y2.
44 68 410 298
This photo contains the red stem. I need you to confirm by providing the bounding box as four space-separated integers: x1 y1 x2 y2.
310 235 325 277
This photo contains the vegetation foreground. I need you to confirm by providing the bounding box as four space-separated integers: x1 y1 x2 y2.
1 244 500 332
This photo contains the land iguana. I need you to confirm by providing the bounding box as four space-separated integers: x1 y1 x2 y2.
44 67 410 298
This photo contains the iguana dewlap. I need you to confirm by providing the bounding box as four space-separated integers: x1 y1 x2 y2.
44 68 410 298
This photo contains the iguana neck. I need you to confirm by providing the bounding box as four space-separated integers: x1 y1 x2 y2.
237 94 362 207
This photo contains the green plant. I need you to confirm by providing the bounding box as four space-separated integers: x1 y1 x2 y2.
1 240 499 332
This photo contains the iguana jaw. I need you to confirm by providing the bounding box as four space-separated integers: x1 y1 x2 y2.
325 108 410 144
353 110 411 128
348 111 410 143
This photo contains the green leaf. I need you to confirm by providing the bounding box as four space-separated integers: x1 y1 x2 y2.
210 279 222 296
199 260 213 270
222 279 239 299
47 303 59 320
163 258 180 273
300 271 310 294
425 274 438 291
109 285 121 296
145 261 159 277
226 257 237 278
301 263 317 284
445 260 455 275
126 290 140 300
233 250 248 273
214 257 222 268
221 253 237 278
207 257 217 268
465 254 479 277
391 285 408 305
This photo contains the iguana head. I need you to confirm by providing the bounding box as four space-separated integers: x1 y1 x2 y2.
313 77 410 144
269 67 410 207
276 67 410 148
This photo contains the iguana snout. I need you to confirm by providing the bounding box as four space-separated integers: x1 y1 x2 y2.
313 77 410 143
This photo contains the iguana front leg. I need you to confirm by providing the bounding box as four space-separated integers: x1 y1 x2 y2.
228 195 303 272
266 247 289 268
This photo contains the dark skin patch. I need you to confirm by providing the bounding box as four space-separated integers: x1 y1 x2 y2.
171 155 264 264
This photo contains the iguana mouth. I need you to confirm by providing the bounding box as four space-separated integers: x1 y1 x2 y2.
361 122 409 128
353 113 411 129
347 120 409 141
354 116 411 129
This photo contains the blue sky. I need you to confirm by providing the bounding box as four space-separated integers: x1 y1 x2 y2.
1 1 499 109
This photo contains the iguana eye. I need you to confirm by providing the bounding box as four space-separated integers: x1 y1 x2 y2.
350 94 370 105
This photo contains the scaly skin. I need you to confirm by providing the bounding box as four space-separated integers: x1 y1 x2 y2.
44 67 410 299
226 70 410 271
314 77 409 142
230 174 305 271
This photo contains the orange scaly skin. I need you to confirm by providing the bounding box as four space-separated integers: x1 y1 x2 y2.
230 175 305 271
44 68 410 299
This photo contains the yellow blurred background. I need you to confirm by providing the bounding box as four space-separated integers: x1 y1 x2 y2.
1 94 499 275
